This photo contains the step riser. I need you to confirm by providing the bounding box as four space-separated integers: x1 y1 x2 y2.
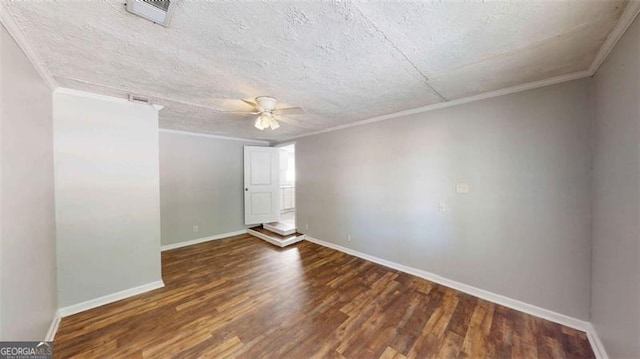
247 229 305 248
263 224 296 236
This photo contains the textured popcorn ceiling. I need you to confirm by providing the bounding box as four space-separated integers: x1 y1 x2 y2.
4 0 627 141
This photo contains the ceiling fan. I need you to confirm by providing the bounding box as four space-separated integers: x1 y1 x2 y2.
224 96 305 130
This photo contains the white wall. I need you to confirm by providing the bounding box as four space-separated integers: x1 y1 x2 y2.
159 131 265 247
296 79 593 320
0 24 57 340
591 15 640 359
53 90 162 308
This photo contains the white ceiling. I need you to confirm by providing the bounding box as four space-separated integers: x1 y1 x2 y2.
4 1 628 141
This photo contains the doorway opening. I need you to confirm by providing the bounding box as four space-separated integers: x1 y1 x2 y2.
278 144 295 229
244 143 302 247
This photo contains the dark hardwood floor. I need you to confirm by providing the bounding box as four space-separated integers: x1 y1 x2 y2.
54 234 594 358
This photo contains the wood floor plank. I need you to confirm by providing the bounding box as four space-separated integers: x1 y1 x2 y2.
379 346 407 359
53 235 594 358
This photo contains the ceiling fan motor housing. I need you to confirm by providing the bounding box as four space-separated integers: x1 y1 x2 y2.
255 96 278 111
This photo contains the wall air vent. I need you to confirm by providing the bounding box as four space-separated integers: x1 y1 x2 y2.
128 94 152 104
125 0 175 27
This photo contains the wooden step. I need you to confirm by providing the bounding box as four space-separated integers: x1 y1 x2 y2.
247 226 305 248
263 222 296 236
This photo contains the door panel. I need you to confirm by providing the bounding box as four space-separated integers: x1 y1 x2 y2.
250 152 272 185
250 192 273 215
244 146 279 225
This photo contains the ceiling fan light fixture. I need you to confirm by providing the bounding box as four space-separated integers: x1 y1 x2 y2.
230 96 302 131
269 117 280 130
254 117 266 130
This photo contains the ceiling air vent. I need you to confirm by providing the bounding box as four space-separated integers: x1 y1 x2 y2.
125 0 175 27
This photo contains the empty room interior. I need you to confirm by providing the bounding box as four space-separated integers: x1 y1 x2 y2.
1 1 639 358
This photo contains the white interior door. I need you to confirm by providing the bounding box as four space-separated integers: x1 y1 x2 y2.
244 146 279 225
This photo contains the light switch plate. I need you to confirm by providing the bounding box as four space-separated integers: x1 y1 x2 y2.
456 183 470 193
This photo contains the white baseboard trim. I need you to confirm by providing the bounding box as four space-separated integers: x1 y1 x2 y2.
304 236 590 332
45 311 61 341
161 230 248 251
586 323 609 359
58 280 165 317
247 228 305 248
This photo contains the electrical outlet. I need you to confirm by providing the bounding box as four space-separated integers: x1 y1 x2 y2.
305 224 309 230
347 234 352 242
193 225 199 233
438 202 446 212
456 183 470 193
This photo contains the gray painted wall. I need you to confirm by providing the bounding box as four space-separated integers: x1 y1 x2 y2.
591 16 640 359
159 131 265 246
0 24 57 340
296 79 593 320
53 92 162 308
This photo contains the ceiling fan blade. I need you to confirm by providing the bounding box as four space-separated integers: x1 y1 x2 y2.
275 116 317 131
275 116 299 125
241 99 263 111
275 116 315 130
222 111 261 115
274 107 305 116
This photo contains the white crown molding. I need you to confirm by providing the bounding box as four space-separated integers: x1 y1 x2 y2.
55 87 136 105
161 230 248 251
282 70 591 142
159 128 271 145
586 323 610 359
58 280 165 317
57 87 166 112
278 2 640 143
304 235 590 332
273 141 297 148
588 1 640 75
44 311 61 341
4 0 637 146
0 3 57 90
